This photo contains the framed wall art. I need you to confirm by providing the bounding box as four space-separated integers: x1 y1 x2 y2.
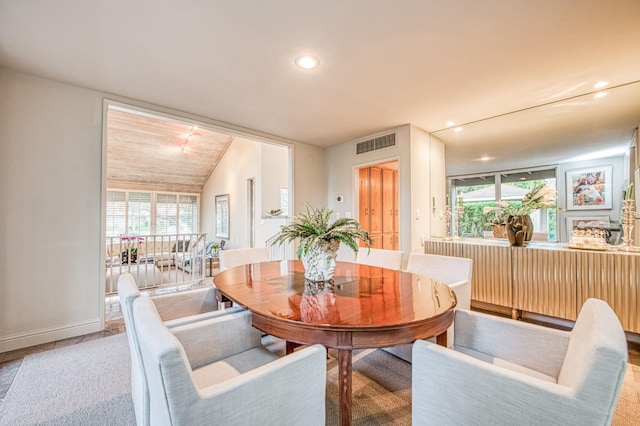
215 194 230 239
565 216 610 240
565 165 612 210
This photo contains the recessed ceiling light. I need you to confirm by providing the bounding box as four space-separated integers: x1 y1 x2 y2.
593 81 609 89
454 127 463 132
295 55 320 70
446 121 455 127
594 92 608 99
479 156 493 161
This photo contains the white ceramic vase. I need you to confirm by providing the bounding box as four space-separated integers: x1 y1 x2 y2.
301 239 340 282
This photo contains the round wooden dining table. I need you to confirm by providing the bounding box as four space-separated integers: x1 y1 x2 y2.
214 260 456 426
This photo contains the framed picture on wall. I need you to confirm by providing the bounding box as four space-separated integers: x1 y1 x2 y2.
565 165 612 210
565 216 610 240
215 194 230 239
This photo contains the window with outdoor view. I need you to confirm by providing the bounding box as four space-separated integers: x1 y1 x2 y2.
105 191 127 237
451 168 558 241
156 193 178 234
127 192 152 235
106 190 199 237
178 194 199 234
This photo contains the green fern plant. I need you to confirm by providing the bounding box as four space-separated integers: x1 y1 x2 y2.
272 205 372 259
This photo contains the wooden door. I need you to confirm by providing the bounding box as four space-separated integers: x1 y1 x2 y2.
359 168 370 231
369 167 383 235
358 164 398 251
382 168 395 235
382 233 395 249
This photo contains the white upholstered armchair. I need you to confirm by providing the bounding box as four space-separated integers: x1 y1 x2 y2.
412 298 628 426
133 296 327 426
384 253 472 361
354 247 404 270
405 253 473 309
118 274 244 426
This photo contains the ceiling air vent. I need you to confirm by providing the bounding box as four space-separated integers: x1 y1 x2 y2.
356 133 396 154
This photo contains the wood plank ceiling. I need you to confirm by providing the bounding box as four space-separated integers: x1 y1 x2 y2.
106 107 233 193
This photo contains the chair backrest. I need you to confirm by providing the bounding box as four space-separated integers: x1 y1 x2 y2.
219 247 270 271
117 274 149 426
406 253 472 284
133 296 197 426
355 248 403 270
405 253 473 310
558 298 628 420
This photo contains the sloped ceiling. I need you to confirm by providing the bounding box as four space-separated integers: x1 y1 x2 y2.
106 107 233 192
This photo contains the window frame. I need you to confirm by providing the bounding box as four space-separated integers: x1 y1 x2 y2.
449 166 558 241
106 189 199 236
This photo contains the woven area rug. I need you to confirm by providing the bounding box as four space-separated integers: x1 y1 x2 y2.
1 333 638 425
0 334 134 425
262 336 412 425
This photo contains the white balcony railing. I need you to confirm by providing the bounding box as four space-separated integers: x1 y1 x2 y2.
265 232 290 261
105 233 207 294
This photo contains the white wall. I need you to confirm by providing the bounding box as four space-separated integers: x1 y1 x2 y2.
292 141 327 213
325 125 446 259
429 133 447 239
258 143 289 245
261 143 289 214
201 138 290 249
410 125 444 251
0 68 104 351
0 66 327 351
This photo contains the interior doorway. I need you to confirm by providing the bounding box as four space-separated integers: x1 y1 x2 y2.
358 160 399 249
101 101 293 323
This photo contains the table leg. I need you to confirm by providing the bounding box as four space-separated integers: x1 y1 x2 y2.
436 329 448 347
215 291 233 310
286 341 302 354
338 348 353 426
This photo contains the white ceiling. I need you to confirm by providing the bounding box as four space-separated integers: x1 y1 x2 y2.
1 0 640 173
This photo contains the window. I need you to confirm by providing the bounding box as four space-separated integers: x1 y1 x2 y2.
106 190 199 236
451 168 558 241
106 191 126 237
156 193 178 235
178 194 199 234
452 175 496 238
127 192 152 235
280 187 289 214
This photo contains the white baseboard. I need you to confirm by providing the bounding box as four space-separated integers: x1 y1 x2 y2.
0 319 103 353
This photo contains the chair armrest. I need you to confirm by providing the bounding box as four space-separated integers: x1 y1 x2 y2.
163 306 244 329
151 287 218 322
170 310 262 369
412 340 584 425
196 345 327 425
454 309 570 378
